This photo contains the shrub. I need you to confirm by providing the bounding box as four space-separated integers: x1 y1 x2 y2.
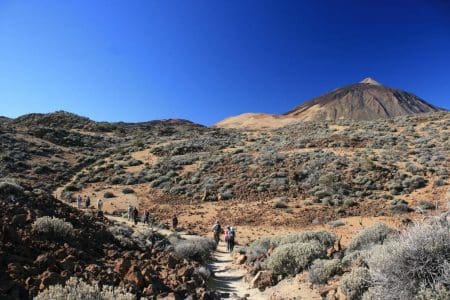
64 184 79 192
417 200 435 210
265 241 326 275
32 216 75 239
346 223 397 253
194 266 212 280
35 277 134 300
273 200 288 209
308 258 342 284
173 236 216 263
104 191 115 198
277 231 336 248
340 267 371 300
0 181 24 197
122 187 135 194
328 220 345 227
367 222 450 300
248 231 336 253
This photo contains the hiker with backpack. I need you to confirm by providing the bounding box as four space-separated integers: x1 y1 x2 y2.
127 205 133 221
225 226 236 252
97 199 103 211
212 221 222 244
143 209 150 224
133 207 139 225
228 227 236 252
76 195 82 209
172 214 178 230
85 196 91 208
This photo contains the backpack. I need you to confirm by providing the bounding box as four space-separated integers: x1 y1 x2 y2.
228 230 235 241
214 224 221 233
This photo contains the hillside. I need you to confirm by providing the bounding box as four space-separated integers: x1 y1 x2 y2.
1 110 449 299
216 78 444 129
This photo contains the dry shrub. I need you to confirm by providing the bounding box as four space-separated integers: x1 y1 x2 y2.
35 277 134 300
367 222 450 300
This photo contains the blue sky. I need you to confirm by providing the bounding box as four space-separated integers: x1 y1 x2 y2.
0 1 449 125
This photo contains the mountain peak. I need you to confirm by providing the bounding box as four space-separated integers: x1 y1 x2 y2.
360 77 381 85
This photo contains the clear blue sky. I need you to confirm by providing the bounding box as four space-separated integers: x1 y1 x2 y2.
0 1 449 125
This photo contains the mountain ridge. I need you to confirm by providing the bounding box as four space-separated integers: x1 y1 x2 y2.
216 78 444 129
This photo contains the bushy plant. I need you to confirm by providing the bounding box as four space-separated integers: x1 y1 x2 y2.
367 222 450 300
248 231 336 253
308 258 342 284
0 181 24 196
273 200 288 208
265 241 326 275
340 267 371 300
103 191 115 198
122 187 135 194
346 223 397 253
32 216 75 239
173 236 216 263
35 277 134 300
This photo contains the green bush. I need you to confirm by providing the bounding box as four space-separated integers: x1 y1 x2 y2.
340 267 371 300
32 216 75 239
122 187 135 194
172 236 216 263
0 181 24 196
346 223 397 253
266 241 326 275
367 222 450 300
248 231 336 254
35 277 134 300
103 191 115 198
308 258 342 284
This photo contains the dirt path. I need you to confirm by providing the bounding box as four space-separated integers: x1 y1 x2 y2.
208 242 264 299
106 214 265 299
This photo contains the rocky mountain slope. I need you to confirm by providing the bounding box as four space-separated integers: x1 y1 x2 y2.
1 109 449 299
216 78 443 129
0 112 215 299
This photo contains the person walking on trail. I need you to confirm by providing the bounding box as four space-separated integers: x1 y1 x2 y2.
85 196 91 209
97 199 103 211
229 227 236 252
172 215 178 231
143 210 150 224
76 195 82 209
133 207 139 225
225 226 236 252
212 221 222 245
127 205 133 221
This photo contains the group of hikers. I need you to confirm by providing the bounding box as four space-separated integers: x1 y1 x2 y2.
127 205 154 225
76 195 103 211
212 221 236 252
74 195 236 252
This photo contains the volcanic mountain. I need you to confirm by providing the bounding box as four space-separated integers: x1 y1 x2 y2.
216 78 443 129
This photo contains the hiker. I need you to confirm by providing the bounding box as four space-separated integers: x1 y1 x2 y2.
85 196 91 208
143 209 150 224
127 205 133 221
212 221 222 244
225 226 236 252
133 207 139 225
76 195 82 209
172 214 178 230
97 199 103 211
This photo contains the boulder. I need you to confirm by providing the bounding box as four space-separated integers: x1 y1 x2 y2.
251 271 277 290
114 258 131 275
39 271 63 290
236 254 247 265
125 265 145 288
33 253 56 273
59 255 77 271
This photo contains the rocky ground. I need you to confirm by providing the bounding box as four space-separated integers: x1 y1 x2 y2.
1 110 449 299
